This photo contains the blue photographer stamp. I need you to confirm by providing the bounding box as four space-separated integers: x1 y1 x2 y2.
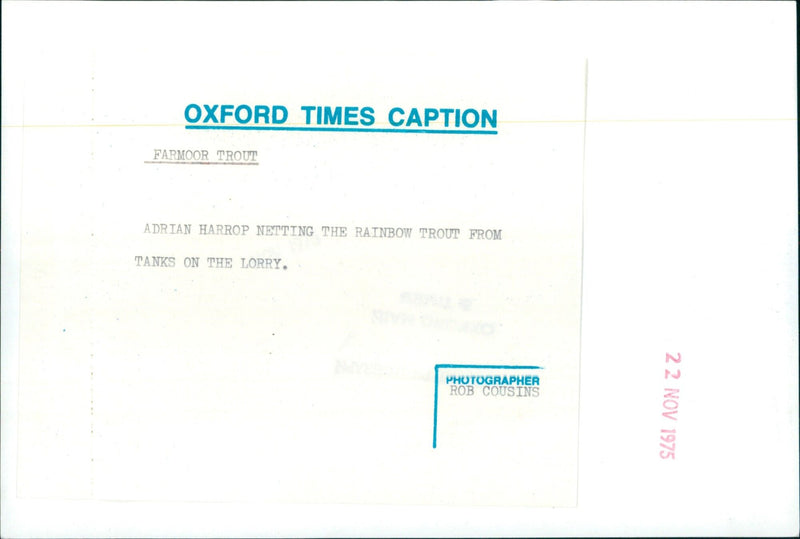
432 363 543 448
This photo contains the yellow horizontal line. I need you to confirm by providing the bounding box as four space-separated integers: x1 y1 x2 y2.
1 123 183 128
504 118 797 124
1 118 795 128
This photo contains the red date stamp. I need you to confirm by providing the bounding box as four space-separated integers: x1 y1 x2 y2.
659 352 681 460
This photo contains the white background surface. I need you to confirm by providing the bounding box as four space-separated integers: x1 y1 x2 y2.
2 2 797 536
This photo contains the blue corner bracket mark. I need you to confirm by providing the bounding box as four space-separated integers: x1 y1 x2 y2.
432 363 544 449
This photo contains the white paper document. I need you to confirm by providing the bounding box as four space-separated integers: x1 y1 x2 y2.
2 2 797 537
